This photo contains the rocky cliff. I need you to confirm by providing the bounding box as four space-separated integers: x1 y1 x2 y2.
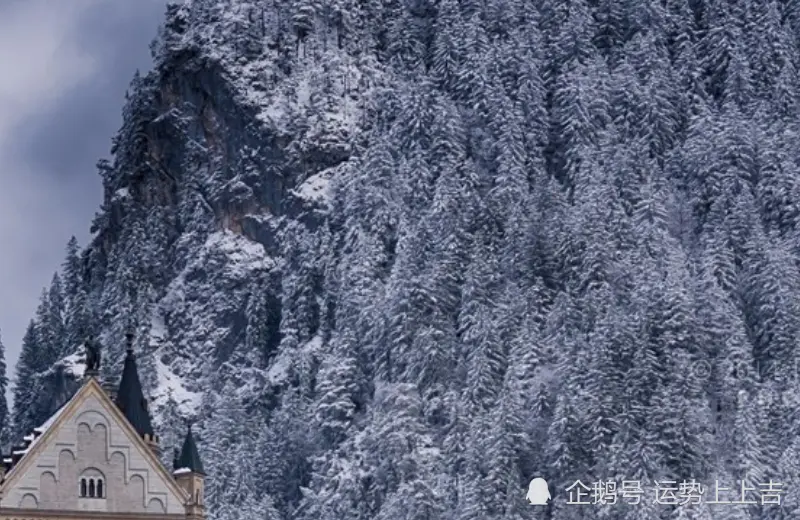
15 0 800 519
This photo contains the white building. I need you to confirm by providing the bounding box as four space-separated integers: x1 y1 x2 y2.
0 334 205 520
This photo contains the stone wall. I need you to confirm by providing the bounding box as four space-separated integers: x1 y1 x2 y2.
0 508 184 520
1 392 185 515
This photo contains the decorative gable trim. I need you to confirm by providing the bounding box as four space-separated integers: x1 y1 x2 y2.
86 380 190 504
0 507 185 520
0 384 88 491
0 378 189 506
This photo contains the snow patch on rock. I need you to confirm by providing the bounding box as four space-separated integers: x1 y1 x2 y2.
152 356 203 416
162 230 273 311
149 309 167 344
291 170 333 205
152 229 275 421
58 352 86 379
113 187 130 200
267 334 322 385
148 310 201 415
205 230 274 278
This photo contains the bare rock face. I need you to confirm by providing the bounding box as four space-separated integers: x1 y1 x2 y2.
25 0 369 466
82 1 365 403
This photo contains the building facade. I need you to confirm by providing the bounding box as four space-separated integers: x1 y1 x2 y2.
0 334 205 520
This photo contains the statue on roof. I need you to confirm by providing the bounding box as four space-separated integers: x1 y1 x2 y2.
84 335 102 373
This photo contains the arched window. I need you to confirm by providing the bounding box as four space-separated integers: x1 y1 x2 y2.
195 490 199 503
79 469 106 498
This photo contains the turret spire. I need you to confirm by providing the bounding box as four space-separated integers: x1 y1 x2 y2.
173 421 206 519
125 326 134 354
175 422 205 475
115 327 155 439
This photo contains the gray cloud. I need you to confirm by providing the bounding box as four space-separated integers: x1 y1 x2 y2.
0 0 166 385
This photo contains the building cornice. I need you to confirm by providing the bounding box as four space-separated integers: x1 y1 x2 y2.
0 507 185 520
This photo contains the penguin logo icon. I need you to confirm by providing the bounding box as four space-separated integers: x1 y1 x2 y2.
526 478 551 505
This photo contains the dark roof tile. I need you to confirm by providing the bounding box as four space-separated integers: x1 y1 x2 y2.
115 346 154 438
175 424 204 475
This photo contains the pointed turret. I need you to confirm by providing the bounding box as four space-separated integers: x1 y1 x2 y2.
115 328 159 454
174 423 205 520
175 424 204 474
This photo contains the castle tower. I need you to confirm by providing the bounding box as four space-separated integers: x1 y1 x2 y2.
173 424 205 520
115 328 160 456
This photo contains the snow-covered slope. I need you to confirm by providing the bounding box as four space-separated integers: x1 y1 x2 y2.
14 0 800 519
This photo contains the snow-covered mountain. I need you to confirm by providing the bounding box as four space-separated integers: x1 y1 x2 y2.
13 0 800 519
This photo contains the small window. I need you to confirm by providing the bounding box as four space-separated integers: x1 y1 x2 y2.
79 470 105 498
195 490 199 503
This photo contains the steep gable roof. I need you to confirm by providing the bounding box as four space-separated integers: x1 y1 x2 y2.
6 394 75 469
0 378 188 504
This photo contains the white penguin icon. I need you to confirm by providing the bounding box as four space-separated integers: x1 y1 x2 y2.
526 477 551 505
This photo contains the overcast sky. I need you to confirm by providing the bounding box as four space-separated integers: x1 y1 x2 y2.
0 0 167 383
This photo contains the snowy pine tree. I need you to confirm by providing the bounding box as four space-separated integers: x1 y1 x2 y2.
11 1 800 519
